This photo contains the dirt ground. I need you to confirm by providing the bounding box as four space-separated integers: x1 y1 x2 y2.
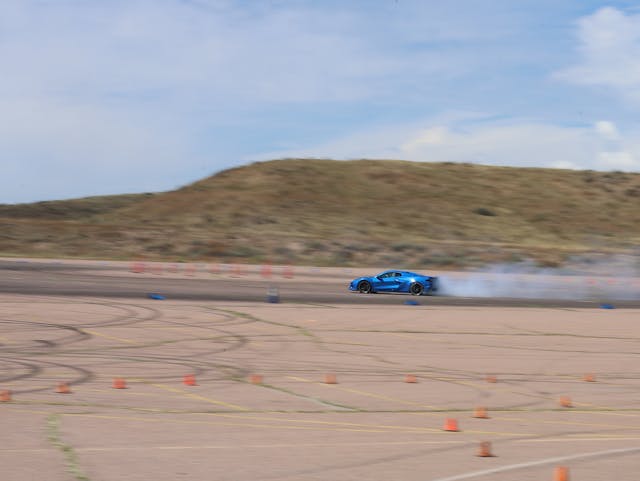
2 290 640 481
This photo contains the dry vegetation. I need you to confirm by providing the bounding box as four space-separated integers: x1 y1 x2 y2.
2 159 640 268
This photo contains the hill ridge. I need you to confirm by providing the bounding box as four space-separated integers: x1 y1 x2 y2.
2 159 639 268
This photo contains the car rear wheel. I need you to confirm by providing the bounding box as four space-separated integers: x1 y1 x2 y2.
409 282 424 296
358 280 372 294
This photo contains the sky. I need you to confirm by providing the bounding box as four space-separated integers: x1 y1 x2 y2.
2 0 640 203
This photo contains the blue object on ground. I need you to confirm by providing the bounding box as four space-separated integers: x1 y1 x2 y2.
600 303 615 309
404 300 420 306
266 286 280 303
148 293 165 300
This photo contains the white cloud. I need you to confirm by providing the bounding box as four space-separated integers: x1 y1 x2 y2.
597 151 637 170
258 116 640 172
0 1 441 200
401 127 449 152
594 120 620 140
2 1 640 203
555 7 640 102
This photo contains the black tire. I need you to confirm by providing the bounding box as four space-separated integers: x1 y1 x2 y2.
357 280 372 294
409 282 424 296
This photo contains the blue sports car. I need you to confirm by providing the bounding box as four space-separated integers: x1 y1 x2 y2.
349 270 439 296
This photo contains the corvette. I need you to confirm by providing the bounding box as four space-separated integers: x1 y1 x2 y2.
349 270 439 296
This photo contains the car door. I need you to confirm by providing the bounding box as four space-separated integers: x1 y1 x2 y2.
390 272 405 291
394 272 417 292
374 272 398 292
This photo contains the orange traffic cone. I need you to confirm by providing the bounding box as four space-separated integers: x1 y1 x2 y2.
473 406 489 419
0 390 11 402
249 374 263 385
260 264 272 278
183 374 197 386
56 382 71 394
231 264 246 277
130 262 145 274
485 375 497 383
404 374 417 383
554 466 570 481
476 441 494 457
112 378 127 389
324 373 337 384
443 418 460 432
559 396 573 408
283 265 294 279
583 373 596 382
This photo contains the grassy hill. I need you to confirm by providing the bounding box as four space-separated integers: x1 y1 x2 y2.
2 159 640 268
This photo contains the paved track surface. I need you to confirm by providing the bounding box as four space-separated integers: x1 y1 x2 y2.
1 259 638 307
1 259 640 481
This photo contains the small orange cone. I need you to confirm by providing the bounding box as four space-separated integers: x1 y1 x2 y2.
443 418 460 432
0 390 11 402
56 382 71 394
130 262 145 274
559 396 573 408
404 374 417 383
476 441 494 457
324 373 337 384
583 373 596 382
554 466 570 481
112 378 127 389
260 264 272 278
249 374 263 385
485 375 497 383
183 374 197 386
283 265 294 279
473 406 490 419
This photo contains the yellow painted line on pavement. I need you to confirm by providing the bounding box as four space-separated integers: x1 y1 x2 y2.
199 411 447 433
84 388 157 396
405 412 533 437
287 375 440 410
425 375 494 391
570 399 619 410
199 411 529 437
146 382 249 411
1 407 51 415
518 435 640 442
586 410 640 418
0 448 53 454
60 410 527 436
83 329 137 344
496 415 639 430
59 413 390 433
74 439 466 452
52 407 465 435
0 440 468 454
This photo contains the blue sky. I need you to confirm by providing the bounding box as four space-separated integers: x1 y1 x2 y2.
2 0 640 203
